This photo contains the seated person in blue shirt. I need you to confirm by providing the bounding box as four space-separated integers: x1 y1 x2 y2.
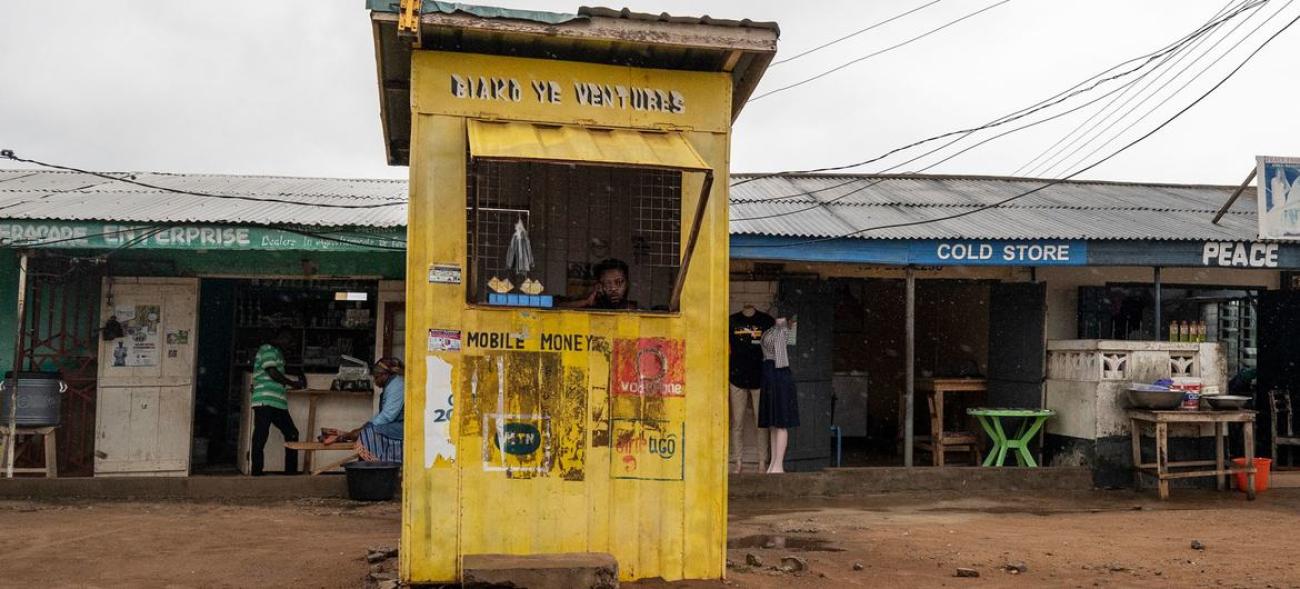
322 357 404 462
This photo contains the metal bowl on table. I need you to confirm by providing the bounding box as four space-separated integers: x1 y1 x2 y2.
1125 384 1184 410
1201 395 1251 410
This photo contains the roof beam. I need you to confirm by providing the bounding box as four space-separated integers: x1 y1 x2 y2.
1211 167 1257 225
721 50 742 72
372 12 777 53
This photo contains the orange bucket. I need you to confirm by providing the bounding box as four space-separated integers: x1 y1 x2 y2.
1232 457 1272 493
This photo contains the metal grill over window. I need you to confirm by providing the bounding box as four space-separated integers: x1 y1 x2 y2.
467 160 682 311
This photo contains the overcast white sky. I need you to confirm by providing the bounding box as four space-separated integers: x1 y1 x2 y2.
1 1 1297 185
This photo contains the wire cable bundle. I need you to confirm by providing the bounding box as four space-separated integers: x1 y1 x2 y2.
732 0 1300 248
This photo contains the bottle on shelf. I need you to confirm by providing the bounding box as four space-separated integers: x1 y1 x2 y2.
1168 321 1179 342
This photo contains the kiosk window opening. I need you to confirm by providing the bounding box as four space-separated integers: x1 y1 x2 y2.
467 159 682 312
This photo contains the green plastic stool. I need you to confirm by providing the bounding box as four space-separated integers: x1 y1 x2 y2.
967 408 1055 467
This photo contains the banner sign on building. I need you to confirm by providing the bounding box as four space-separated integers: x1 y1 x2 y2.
915 240 1085 266
1257 156 1300 239
730 236 1088 266
0 221 405 252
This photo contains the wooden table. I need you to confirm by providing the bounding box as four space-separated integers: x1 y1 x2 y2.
902 378 987 466
287 389 373 472
1128 409 1257 500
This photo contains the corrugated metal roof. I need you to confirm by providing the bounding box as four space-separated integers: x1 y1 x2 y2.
367 0 585 24
729 174 1257 242
365 2 778 31
0 169 1262 243
577 7 780 33
0 170 408 228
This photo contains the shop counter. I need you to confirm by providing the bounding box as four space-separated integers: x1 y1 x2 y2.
236 372 376 474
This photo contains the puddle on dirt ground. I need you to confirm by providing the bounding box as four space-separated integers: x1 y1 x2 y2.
727 535 845 552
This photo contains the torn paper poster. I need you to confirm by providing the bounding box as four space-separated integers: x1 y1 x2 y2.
425 355 456 467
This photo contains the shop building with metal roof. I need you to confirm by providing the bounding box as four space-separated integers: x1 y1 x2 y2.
728 173 1283 268
0 168 1280 266
0 166 1288 480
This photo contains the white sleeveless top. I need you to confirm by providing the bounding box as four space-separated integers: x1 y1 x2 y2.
760 324 790 369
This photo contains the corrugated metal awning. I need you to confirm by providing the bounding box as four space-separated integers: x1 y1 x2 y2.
466 120 711 171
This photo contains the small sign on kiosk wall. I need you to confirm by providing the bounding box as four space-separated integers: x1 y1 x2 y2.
428 263 463 284
428 329 462 352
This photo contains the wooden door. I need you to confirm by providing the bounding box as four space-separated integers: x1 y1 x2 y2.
987 282 1047 408
383 301 406 360
95 278 198 476
777 278 836 471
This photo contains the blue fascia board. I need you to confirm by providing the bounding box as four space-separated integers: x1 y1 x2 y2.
730 235 1087 266
731 235 1300 270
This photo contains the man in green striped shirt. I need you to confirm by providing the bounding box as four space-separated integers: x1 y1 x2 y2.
250 328 307 476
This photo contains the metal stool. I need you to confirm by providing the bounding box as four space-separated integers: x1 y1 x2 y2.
0 426 58 478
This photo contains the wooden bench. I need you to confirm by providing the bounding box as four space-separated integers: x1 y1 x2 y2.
1 426 57 478
286 388 373 472
284 441 358 475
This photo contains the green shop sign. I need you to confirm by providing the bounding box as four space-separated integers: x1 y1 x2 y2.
0 221 406 252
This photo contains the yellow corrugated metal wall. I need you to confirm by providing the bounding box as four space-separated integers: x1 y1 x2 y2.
401 52 733 583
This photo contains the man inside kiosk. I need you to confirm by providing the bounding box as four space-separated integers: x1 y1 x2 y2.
564 258 637 311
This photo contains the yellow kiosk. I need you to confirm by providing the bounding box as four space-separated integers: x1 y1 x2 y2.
369 3 777 583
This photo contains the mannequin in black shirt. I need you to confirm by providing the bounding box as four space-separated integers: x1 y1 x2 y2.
729 304 774 473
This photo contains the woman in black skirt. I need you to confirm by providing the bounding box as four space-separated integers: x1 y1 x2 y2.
758 311 798 473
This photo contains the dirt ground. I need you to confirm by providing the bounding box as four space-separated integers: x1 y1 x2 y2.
712 490 1300 589
0 498 400 589
4 489 1300 588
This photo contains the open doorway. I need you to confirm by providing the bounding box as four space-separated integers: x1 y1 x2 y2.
823 277 1044 468
190 278 380 474
193 279 239 472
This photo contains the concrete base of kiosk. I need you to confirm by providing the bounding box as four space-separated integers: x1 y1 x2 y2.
462 552 619 589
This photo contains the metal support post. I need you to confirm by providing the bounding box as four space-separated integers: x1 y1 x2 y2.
904 267 916 468
1154 266 1163 340
5 252 28 478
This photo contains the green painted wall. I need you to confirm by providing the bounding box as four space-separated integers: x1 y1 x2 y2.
0 248 405 374
0 251 17 375
103 249 407 279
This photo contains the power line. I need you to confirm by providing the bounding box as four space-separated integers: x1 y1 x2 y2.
735 9 1300 248
0 151 407 210
748 0 1011 103
835 13 1235 184
0 224 168 249
732 37 1207 210
1015 0 1252 176
731 179 888 222
728 176 864 203
769 0 947 67
0 222 405 251
1044 0 1288 177
911 0 1258 177
732 0 1265 188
